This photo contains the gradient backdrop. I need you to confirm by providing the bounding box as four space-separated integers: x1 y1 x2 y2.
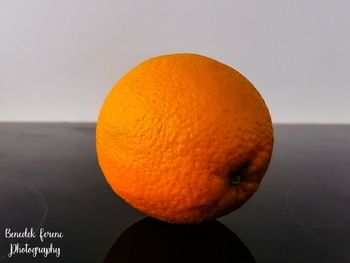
1 0 349 123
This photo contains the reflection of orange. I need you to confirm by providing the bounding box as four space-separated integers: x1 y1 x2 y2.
104 217 255 262
96 53 273 223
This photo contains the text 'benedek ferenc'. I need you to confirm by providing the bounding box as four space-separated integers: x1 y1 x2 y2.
5 228 63 258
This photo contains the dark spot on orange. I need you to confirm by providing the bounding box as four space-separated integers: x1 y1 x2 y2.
229 162 250 186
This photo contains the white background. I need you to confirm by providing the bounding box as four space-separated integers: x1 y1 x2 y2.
1 0 349 123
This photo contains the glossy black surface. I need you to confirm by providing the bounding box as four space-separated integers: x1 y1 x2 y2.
0 123 349 262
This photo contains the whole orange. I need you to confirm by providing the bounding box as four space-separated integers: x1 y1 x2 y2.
96 53 273 223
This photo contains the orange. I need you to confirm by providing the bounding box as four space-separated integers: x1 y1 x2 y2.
96 53 273 223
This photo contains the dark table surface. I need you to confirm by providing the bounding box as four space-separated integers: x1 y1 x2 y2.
0 123 349 263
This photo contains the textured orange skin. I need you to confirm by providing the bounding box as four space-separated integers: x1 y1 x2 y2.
96 53 273 223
